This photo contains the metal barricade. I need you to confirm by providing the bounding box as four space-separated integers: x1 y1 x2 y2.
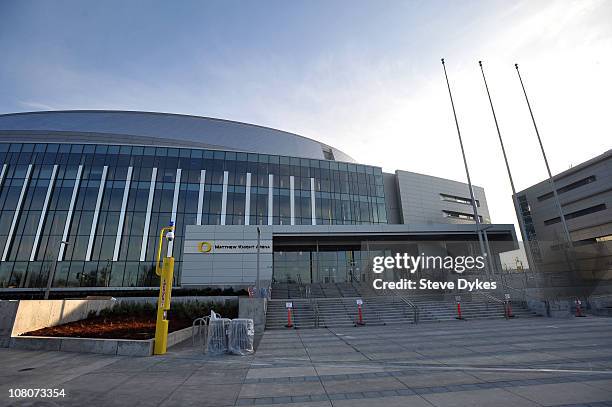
228 319 255 355
192 316 210 350
207 318 231 355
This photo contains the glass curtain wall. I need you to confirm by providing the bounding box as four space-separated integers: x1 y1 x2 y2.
273 248 367 284
0 142 386 289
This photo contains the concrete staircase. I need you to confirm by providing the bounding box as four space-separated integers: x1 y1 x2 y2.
266 283 539 330
406 295 539 321
265 299 317 329
265 296 419 329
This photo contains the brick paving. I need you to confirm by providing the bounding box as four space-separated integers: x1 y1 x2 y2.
1 317 612 406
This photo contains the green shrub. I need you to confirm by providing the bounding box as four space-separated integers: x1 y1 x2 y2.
97 302 156 319
168 300 238 321
91 300 238 321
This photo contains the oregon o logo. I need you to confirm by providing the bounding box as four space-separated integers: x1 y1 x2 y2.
198 241 212 253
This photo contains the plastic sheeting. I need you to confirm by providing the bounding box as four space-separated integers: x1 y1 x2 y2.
206 318 230 355
228 319 255 355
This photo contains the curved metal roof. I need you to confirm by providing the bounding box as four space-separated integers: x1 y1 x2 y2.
0 110 355 162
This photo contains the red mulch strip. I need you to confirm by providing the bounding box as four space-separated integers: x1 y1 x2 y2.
22 315 193 340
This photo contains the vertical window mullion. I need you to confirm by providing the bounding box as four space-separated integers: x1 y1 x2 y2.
2 164 33 261
30 164 58 261
245 172 251 225
290 175 295 225
112 166 133 261
167 168 181 257
85 165 107 261
0 164 7 191
196 169 206 226
140 167 157 261
268 174 273 225
220 170 228 225
58 164 83 261
311 177 316 226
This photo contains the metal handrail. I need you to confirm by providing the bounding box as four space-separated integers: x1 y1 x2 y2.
495 279 539 303
389 292 419 324
348 271 361 293
296 275 304 298
313 300 320 328
478 291 504 304
351 275 421 324
477 291 504 313
587 292 612 300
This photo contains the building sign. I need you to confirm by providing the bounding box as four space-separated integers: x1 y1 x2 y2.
198 242 212 253
184 239 273 254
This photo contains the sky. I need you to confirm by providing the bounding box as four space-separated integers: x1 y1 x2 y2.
0 0 610 236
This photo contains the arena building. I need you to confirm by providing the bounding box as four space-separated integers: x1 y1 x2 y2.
0 110 517 295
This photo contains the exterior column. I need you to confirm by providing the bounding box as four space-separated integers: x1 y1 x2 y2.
245 172 251 225
31 165 59 261
85 165 108 261
220 170 228 225
58 165 83 261
139 167 157 261
311 177 316 225
113 166 133 261
196 169 206 225
290 175 295 225
167 168 181 257
268 174 273 225
3 164 33 261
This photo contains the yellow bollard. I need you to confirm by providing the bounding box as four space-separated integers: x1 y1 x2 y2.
153 224 175 355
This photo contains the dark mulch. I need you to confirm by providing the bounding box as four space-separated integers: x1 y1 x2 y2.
22 315 193 340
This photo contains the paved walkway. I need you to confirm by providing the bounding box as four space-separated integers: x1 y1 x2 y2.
1 317 612 406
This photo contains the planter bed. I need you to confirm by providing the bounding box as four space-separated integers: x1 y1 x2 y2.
22 314 192 340
11 326 193 357
10 300 238 356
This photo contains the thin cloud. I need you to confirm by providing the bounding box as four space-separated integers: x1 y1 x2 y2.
18 101 57 111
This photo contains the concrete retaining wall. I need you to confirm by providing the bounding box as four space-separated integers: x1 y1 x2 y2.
527 300 548 316
11 326 193 357
1 299 116 347
0 300 19 347
1 296 240 349
591 297 612 316
10 299 117 336
526 299 573 318
239 298 267 334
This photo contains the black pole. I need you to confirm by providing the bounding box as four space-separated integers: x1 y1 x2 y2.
478 61 538 274
514 64 573 248
441 58 489 273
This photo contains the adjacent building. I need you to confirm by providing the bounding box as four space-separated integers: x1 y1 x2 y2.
516 149 611 277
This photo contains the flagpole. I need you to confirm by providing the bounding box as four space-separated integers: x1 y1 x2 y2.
441 58 489 273
478 61 538 273
514 63 573 248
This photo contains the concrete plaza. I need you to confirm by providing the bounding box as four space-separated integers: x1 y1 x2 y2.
1 317 612 406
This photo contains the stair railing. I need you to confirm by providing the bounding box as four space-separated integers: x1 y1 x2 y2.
297 274 305 298
389 291 419 324
477 291 505 314
359 267 419 324
313 299 320 328
495 278 541 307
347 266 361 295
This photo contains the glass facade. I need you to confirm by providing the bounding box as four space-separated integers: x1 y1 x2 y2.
0 142 387 289
272 239 488 285
273 249 368 284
